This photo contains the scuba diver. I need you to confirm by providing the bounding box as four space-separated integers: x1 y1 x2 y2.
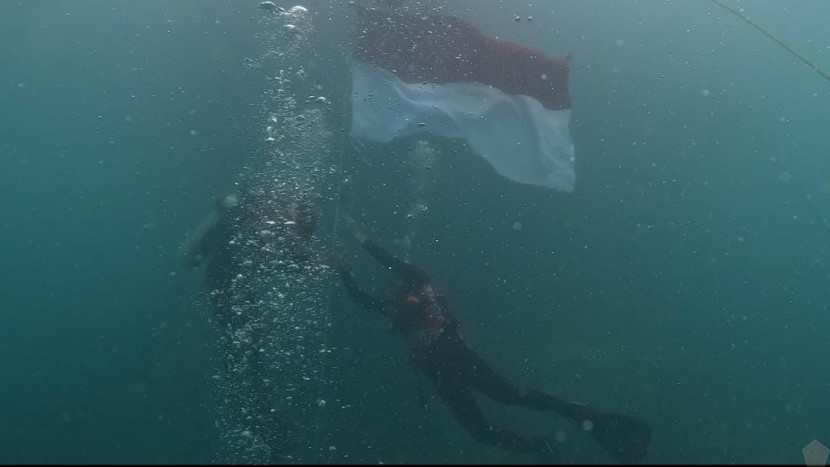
178 191 320 462
329 216 652 464
179 191 319 310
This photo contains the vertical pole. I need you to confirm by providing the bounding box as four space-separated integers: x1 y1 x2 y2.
312 15 355 464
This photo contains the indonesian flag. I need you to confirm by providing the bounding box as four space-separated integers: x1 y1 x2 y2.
350 8 575 192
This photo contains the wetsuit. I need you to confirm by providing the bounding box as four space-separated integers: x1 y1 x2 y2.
197 196 311 461
202 197 315 321
336 240 590 461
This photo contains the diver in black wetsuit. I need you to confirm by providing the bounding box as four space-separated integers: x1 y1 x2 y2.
185 193 319 320
331 216 652 464
179 191 319 462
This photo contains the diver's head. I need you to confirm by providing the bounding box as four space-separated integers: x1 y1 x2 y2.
288 201 320 238
214 193 240 213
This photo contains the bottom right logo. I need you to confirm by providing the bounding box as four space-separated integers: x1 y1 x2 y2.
803 440 829 467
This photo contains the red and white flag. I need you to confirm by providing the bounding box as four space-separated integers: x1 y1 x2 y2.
350 8 575 192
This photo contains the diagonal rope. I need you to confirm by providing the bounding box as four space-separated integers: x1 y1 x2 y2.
708 0 830 237
708 0 830 83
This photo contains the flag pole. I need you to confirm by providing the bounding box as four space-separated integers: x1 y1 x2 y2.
313 12 355 464
708 0 830 83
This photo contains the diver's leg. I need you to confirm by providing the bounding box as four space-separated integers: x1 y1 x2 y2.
215 304 298 461
421 359 556 461
461 346 652 463
460 346 588 420
248 329 299 461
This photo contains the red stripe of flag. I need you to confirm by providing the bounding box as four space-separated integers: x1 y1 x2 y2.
353 7 571 111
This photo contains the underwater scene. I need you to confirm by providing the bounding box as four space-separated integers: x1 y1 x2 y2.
1 0 829 464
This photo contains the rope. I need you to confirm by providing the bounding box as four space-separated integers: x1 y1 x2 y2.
708 0 830 83
312 24 354 465
708 0 830 237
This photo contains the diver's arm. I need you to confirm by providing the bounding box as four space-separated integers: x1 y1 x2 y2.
360 240 410 273
178 194 238 270
344 216 427 282
177 209 221 269
336 266 389 316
